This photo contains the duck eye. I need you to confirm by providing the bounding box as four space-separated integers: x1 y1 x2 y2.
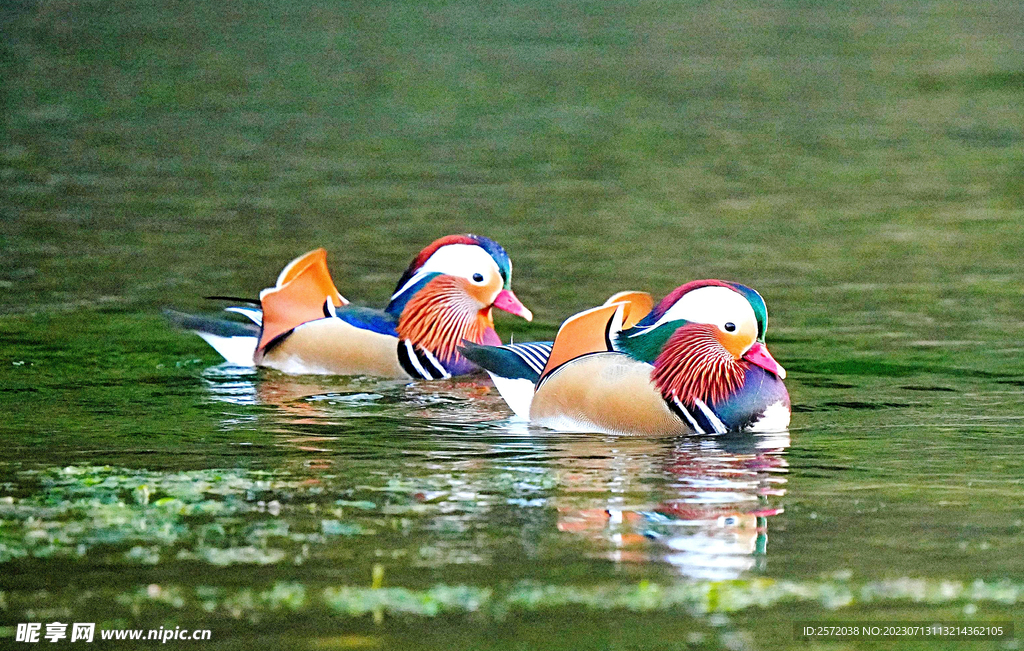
724 322 737 333
472 273 485 283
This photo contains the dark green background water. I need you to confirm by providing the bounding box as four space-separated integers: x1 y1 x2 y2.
1 0 1023 649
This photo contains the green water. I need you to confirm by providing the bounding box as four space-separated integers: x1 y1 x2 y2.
2 0 1023 648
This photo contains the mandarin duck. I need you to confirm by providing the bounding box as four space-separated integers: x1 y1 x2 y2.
179 234 533 378
460 281 789 435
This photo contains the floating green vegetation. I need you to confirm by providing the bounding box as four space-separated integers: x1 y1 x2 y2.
0 465 558 567
0 466 387 566
10 576 1022 623
322 576 1023 617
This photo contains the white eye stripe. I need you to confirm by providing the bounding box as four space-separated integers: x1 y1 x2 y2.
391 244 500 299
418 244 500 280
652 286 756 333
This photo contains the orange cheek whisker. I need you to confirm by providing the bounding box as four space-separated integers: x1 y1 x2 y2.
396 277 495 363
652 325 746 407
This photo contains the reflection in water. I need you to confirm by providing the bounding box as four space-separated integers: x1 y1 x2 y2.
200 364 789 581
203 364 507 422
548 434 788 580
202 363 261 406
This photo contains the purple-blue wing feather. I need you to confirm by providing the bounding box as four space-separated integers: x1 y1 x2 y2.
334 305 400 337
707 365 790 430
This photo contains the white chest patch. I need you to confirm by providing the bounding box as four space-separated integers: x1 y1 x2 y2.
746 400 791 432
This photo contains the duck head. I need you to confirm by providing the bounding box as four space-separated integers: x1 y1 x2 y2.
387 234 532 363
615 280 785 408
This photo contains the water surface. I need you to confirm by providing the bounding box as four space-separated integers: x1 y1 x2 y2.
2 0 1024 649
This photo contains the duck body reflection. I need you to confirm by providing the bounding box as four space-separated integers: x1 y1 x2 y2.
202 366 790 582
550 433 789 580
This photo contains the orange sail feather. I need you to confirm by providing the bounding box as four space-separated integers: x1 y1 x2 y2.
257 249 347 355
